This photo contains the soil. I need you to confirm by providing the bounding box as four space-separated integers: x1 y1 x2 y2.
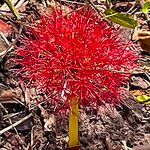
0 0 150 150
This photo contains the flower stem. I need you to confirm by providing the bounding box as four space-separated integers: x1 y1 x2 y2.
68 96 79 148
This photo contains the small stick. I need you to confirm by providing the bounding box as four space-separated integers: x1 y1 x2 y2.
0 113 32 135
0 103 26 146
122 140 132 150
0 32 10 45
86 0 104 18
0 44 14 57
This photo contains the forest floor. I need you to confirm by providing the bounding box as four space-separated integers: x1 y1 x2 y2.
0 0 150 150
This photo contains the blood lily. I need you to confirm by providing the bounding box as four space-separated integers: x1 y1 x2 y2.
14 4 138 149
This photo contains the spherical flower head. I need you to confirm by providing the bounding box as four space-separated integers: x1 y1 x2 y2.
15 5 138 108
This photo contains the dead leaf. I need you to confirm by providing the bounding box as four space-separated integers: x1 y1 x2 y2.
130 76 150 89
144 134 150 143
130 90 145 97
0 19 12 37
38 104 55 131
132 29 150 53
16 1 28 13
132 144 150 150
0 89 15 99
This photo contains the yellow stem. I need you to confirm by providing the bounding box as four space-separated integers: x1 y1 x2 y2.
68 96 79 148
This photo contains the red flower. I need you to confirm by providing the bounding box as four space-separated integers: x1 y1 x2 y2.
15 6 138 108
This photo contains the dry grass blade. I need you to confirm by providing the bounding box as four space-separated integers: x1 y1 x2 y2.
4 0 20 19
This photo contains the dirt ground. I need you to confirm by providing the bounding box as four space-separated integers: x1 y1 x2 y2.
0 0 150 150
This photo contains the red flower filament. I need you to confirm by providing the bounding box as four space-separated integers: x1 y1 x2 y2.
15 6 138 108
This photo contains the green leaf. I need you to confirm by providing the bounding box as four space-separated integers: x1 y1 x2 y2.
104 9 137 28
142 2 150 14
136 95 150 104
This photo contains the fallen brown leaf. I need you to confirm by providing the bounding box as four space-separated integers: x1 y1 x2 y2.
0 19 12 37
0 89 15 99
132 144 150 150
130 90 145 97
132 29 150 53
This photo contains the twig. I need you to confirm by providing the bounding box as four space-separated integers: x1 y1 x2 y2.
15 0 26 9
0 44 14 57
30 126 35 147
3 111 24 120
122 140 132 150
56 0 86 5
0 24 23 58
0 103 26 146
0 113 32 135
86 0 104 18
0 32 10 45
145 71 150 80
